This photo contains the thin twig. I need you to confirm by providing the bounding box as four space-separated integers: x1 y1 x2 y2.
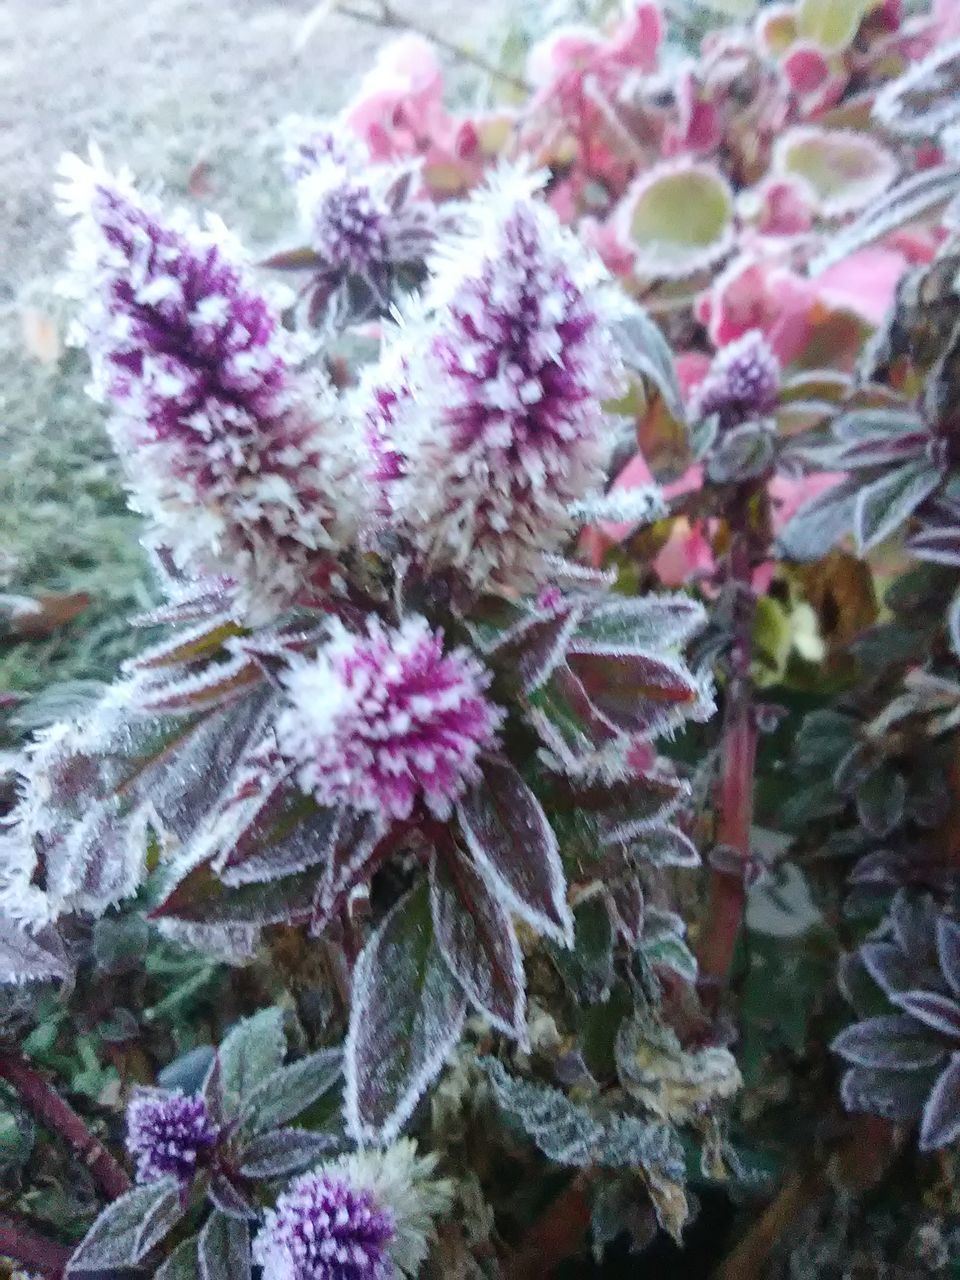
697 512 759 1001
335 1 531 94
0 1049 131 1202
0 1212 72 1279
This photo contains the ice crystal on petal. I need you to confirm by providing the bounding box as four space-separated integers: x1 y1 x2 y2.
126 1088 219 1184
299 166 391 276
382 169 625 593
57 150 361 621
691 330 781 432
253 1141 451 1280
277 616 503 822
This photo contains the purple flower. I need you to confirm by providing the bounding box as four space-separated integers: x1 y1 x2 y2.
281 119 368 183
253 1169 395 1280
691 329 781 431
58 151 359 620
126 1089 219 1184
304 171 390 276
378 171 623 593
276 615 503 822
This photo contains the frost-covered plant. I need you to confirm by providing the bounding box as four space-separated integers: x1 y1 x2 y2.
5 1 960 1277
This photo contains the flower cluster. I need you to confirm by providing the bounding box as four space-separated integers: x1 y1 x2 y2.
376 172 624 593
125 1088 219 1184
276 615 503 822
57 150 360 621
690 330 780 431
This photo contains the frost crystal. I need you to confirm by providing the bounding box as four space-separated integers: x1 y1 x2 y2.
277 616 503 822
126 1088 219 1184
381 170 624 593
253 1141 452 1280
57 150 360 621
691 329 781 431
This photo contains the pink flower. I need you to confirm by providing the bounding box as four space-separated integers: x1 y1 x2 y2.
343 34 449 163
277 616 503 823
817 246 910 327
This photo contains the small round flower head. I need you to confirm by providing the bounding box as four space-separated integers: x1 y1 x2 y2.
253 1140 452 1280
691 329 780 431
56 149 361 621
280 117 369 183
301 166 391 276
380 169 625 594
276 615 503 822
126 1088 219 1184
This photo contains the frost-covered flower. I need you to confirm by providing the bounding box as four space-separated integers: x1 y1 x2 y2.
691 329 780 431
126 1088 219 1184
378 170 625 593
305 171 391 277
253 1140 452 1280
57 149 360 621
276 615 503 822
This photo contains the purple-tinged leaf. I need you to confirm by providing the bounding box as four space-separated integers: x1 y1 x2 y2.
208 1172 258 1221
238 1127 338 1178
0 918 69 985
567 648 709 734
825 430 933 471
853 460 943 554
309 810 383 934
777 477 860 561
527 666 620 769
68 1181 182 1272
937 918 960 999
920 1053 960 1150
260 245 324 271
860 942 913 999
150 860 317 929
950 591 960 662
429 845 527 1043
198 1210 250 1280
891 891 938 962
237 1049 341 1135
574 774 687 846
892 990 960 1040
909 522 960 567
831 1014 945 1070
132 582 235 628
840 1064 934 1122
573 594 706 652
628 825 700 868
855 766 906 838
486 600 584 694
216 785 339 886
138 656 262 715
345 880 466 1144
457 757 573 947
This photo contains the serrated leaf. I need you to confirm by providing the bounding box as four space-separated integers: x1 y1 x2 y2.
219 1007 286 1117
567 648 707 736
429 844 526 1042
198 1212 250 1280
345 881 466 1144
238 1049 341 1135
592 1113 684 1179
457 757 573 947
238 1127 338 1178
0 920 69 985
853 461 943 554
831 1014 946 1070
68 1181 182 1272
920 1054 960 1150
150 861 317 928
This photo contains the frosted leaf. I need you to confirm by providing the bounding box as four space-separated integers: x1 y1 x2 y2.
151 861 318 929
154 919 260 963
593 1114 684 1179
137 654 261 715
566 647 713 735
457 756 574 947
574 594 706 652
840 1064 933 1122
484 599 585 695
611 304 686 423
68 1180 183 1272
575 774 687 845
628 826 701 868
237 1048 342 1135
482 1057 604 1165
853 460 944 554
310 810 383 934
831 1015 944 1071
154 1237 201 1280
198 1211 251 1280
569 487 667 526
126 615 243 671
345 880 467 1144
777 477 860 561
0 919 68 986
218 1007 287 1118
873 39 960 140
429 844 527 1043
237 1127 339 1179
213 783 340 887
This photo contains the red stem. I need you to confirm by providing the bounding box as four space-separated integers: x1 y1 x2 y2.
0 1049 131 1201
0 1213 72 1279
698 526 758 999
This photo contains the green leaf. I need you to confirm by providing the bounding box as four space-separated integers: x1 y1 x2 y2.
198 1211 250 1280
155 1237 200 1280
776 127 896 218
219 1007 286 1117
67 1180 182 1272
553 897 614 1004
238 1048 341 1135
797 0 873 50
622 163 734 277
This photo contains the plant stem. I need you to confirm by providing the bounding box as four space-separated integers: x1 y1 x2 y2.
698 521 758 1001
0 1213 72 1279
335 1 531 93
0 1049 131 1201
504 1172 592 1279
